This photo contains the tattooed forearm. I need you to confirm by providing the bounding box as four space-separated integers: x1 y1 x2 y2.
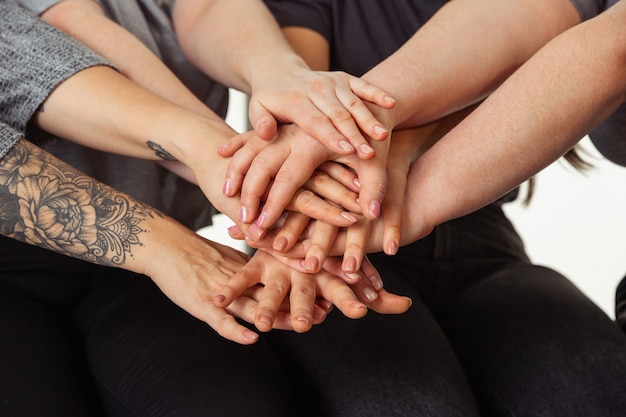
147 140 175 161
0 138 161 267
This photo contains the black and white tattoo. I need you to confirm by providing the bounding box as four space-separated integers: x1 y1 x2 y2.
0 139 161 267
147 140 175 161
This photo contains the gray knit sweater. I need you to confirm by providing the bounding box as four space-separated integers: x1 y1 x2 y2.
0 0 110 158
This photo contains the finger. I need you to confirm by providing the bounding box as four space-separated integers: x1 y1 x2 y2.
287 272 317 333
303 170 361 213
341 217 371 274
201 304 260 345
346 75 396 110
334 85 390 146
317 161 360 193
303 221 338 273
354 142 389 221
381 164 408 255
254 149 324 230
236 286 295 331
272 211 311 253
360 288 413 315
248 99 278 141
213 265 260 309
255 271 290 332
360 255 384 291
239 146 289 224
223 134 270 198
315 271 368 319
217 130 257 158
286 188 358 228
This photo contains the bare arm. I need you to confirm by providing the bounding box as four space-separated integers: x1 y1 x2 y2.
172 0 394 152
401 0 626 241
362 0 582 130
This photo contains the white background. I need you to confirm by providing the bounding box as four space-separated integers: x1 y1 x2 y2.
201 90 626 319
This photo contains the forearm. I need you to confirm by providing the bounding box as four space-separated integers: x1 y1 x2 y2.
30 65 241 219
402 2 626 240
173 0 307 94
362 0 582 129
39 0 220 120
0 137 165 273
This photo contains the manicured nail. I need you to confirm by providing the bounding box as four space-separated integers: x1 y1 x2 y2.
342 256 357 273
386 239 399 256
384 96 396 105
213 294 226 305
369 274 383 291
247 224 264 241
217 143 228 153
304 256 319 272
362 286 378 302
244 330 259 342
339 140 354 153
273 236 288 251
255 211 267 228
373 125 387 137
369 200 381 219
313 307 327 321
223 179 233 196
239 206 249 223
353 178 361 189
359 144 375 154
258 314 273 329
341 211 359 223
345 272 361 282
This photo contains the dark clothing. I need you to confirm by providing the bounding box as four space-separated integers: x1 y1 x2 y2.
262 1 626 416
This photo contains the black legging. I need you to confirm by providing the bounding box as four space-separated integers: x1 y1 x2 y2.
2 203 626 417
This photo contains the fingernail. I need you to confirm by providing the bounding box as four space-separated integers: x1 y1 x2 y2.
353 178 361 189
339 140 354 153
359 144 375 154
239 206 249 223
273 236 288 251
340 211 358 223
223 179 233 196
369 200 381 219
313 307 327 321
342 256 357 273
386 239 399 256
362 286 378 302
248 224 264 241
345 272 361 282
255 211 267 228
217 143 228 153
213 294 226 305
258 314 273 329
369 275 383 291
373 125 387 137
244 330 259 342
304 256 319 272
384 96 396 105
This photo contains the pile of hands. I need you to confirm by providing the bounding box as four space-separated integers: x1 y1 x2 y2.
200 70 431 344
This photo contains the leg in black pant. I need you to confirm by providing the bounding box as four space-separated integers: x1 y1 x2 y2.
441 264 626 417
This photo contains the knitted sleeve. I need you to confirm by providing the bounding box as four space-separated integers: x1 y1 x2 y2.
0 1 112 136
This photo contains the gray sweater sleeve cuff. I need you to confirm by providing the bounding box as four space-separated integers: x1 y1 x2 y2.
0 2 113 133
14 0 62 15
0 123 24 159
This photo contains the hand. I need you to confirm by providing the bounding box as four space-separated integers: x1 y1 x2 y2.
212 249 369 333
249 67 395 158
141 218 329 345
219 124 389 233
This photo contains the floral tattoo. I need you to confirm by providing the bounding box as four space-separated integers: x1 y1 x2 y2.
0 139 160 266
